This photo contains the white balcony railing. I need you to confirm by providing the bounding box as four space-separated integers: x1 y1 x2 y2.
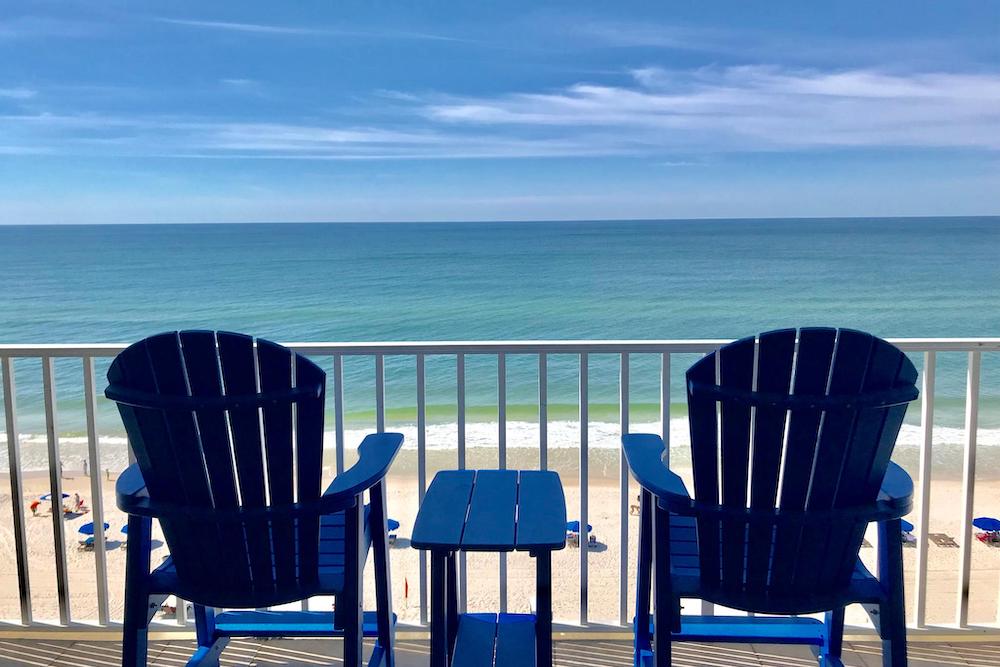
1 338 998 635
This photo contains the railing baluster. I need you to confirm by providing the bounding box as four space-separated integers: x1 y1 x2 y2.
333 355 345 475
619 352 629 626
42 357 71 625
83 357 110 625
2 357 32 625
957 351 980 628
375 354 385 433
661 353 670 466
498 352 507 614
539 353 548 471
580 352 589 625
914 351 935 628
417 353 428 625
456 353 467 614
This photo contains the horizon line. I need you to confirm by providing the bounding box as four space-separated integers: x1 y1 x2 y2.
1 214 999 227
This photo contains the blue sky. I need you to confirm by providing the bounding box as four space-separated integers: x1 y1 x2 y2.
1 1 998 223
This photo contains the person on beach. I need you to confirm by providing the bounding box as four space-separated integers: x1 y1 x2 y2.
29 499 41 516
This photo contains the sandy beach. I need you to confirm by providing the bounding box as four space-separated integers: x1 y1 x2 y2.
2 445 1000 631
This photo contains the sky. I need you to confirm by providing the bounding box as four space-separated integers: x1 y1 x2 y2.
1 1 999 223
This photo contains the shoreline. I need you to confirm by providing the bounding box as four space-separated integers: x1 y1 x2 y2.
5 420 1000 481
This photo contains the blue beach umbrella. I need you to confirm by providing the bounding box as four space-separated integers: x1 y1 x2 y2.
40 493 70 501
78 521 109 536
900 520 914 533
566 521 592 533
387 519 400 532
121 525 129 535
973 517 1000 532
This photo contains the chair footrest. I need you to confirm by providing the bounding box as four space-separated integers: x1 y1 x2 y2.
643 615 826 645
214 610 393 638
453 613 536 667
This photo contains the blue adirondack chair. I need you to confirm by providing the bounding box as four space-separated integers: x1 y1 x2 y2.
624 328 919 667
106 331 403 667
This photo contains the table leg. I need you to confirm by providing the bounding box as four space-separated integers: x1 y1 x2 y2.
536 550 553 667
447 552 459 663
431 552 447 667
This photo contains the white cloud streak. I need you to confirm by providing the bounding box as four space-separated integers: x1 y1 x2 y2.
153 17 472 43
0 87 36 99
3 66 999 160
425 65 1000 151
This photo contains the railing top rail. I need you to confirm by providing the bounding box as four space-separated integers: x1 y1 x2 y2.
0 338 999 358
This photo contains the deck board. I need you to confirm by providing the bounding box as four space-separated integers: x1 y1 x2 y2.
0 637 977 667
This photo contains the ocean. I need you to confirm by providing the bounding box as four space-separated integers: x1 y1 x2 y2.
1 217 998 473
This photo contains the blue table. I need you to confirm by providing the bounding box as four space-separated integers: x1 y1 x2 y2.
412 470 567 667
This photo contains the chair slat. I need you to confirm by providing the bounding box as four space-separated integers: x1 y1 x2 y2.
179 331 238 507
745 328 795 591
793 330 874 591
178 330 253 593
217 332 274 594
145 332 213 505
295 354 326 588
829 342 917 584
143 333 219 592
719 337 755 591
257 340 297 589
687 354 720 589
769 327 836 593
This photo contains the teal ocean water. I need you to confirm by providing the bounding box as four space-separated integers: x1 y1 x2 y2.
0 218 998 471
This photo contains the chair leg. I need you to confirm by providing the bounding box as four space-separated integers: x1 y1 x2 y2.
652 504 673 667
634 490 653 667
190 605 227 667
878 519 908 667
371 481 396 667
819 607 845 667
342 496 365 667
121 516 152 667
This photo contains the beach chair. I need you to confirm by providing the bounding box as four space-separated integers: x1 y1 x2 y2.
624 328 918 667
973 517 1000 545
566 520 590 549
106 331 403 667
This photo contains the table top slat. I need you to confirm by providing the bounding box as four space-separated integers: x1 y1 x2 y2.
461 470 518 551
410 470 476 550
514 471 566 551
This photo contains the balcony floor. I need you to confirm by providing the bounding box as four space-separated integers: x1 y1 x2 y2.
0 638 991 667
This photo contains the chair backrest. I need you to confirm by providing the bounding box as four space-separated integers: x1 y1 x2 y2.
107 331 326 608
685 327 918 611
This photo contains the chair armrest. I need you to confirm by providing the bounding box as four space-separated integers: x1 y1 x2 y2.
622 434 693 511
323 432 405 501
116 463 149 513
877 461 914 516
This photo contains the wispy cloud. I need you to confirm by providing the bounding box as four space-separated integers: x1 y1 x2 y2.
154 17 472 43
154 17 321 36
0 87 36 99
5 65 999 160
424 65 1000 151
